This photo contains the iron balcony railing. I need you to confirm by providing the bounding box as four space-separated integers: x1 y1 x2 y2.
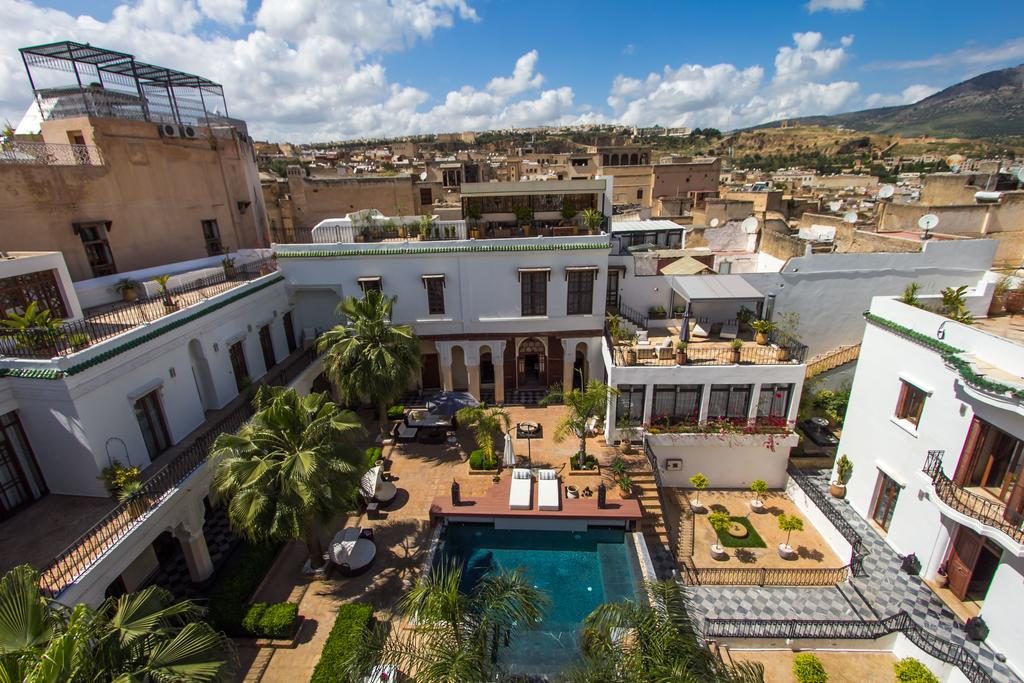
0 256 279 360
0 141 103 166
923 450 1024 545
786 464 868 576
604 328 807 367
681 564 850 587
704 611 991 683
38 347 317 598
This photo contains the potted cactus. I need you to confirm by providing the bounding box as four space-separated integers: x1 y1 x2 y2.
830 454 853 498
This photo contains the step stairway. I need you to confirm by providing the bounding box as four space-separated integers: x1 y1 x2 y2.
626 466 675 577
805 343 860 380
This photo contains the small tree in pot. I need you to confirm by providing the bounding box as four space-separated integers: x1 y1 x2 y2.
751 319 775 345
729 338 743 363
581 208 603 234
830 454 853 498
689 472 709 511
777 513 804 559
708 511 731 559
675 340 688 365
749 479 768 512
153 274 178 312
114 278 140 302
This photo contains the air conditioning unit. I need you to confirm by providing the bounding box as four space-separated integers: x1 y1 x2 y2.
665 459 683 471
179 125 198 139
157 123 179 138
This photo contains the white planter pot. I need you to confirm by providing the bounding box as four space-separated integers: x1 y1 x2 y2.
690 499 706 513
778 543 796 560
750 499 765 513
710 544 727 561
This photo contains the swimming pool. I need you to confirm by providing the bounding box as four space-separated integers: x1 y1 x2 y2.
435 523 645 676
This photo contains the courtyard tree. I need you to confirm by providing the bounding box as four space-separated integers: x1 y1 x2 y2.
569 580 764 682
0 564 235 682
209 386 364 570
778 514 805 547
456 405 511 466
318 289 421 435
540 380 619 461
689 472 709 509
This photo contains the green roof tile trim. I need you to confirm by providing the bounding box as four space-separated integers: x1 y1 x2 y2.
865 312 1024 401
0 275 285 381
275 241 611 258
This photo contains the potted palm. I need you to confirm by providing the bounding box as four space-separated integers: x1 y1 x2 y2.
830 454 853 498
115 278 140 303
675 340 688 365
989 276 1012 316
418 214 434 241
154 274 178 312
1006 284 1024 315
581 207 603 234
777 513 803 559
221 249 237 280
708 511 731 560
689 472 708 512
751 319 775 345
749 479 768 513
729 338 743 363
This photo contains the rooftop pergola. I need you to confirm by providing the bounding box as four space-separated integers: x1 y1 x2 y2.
19 41 228 127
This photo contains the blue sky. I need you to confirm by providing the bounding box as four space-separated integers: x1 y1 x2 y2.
3 0 1023 141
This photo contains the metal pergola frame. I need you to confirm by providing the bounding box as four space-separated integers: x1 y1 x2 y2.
19 40 228 127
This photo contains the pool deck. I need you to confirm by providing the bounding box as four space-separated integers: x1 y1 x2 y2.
429 475 643 523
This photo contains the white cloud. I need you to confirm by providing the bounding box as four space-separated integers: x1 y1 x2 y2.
806 0 865 12
197 0 246 26
774 32 851 83
872 36 1024 71
486 50 543 97
864 83 938 108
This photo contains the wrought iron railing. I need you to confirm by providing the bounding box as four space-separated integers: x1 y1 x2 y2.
786 465 868 576
704 611 992 683
615 301 649 329
923 450 1024 545
0 257 278 360
0 141 103 166
604 332 807 367
38 348 317 597
685 565 850 587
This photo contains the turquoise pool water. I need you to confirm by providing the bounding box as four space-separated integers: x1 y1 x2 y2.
435 524 643 676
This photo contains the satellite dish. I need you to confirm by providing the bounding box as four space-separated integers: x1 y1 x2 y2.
878 184 895 199
828 201 842 212
740 216 759 233
709 218 720 228
419 171 427 181
918 214 940 231
843 211 858 224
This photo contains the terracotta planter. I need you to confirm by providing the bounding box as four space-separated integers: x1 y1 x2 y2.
1005 290 1024 314
624 348 637 366
223 264 237 280
676 350 687 365
829 482 847 498
417 232 426 241
988 294 1006 316
755 332 769 345
730 349 741 364
469 229 480 239
775 345 790 362
121 288 138 303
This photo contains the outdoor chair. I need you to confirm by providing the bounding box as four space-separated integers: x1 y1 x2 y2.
509 468 533 510
361 465 397 505
720 319 739 340
537 469 560 511
329 527 377 576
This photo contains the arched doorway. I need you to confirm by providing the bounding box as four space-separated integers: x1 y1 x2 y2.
610 153 620 166
573 342 588 390
480 346 495 386
451 346 469 391
630 153 639 165
188 339 216 411
517 338 546 388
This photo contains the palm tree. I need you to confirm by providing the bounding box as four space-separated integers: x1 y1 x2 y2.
581 208 604 233
318 289 421 435
0 564 235 682
209 386 364 570
365 563 547 682
455 405 511 461
569 580 763 682
541 380 619 460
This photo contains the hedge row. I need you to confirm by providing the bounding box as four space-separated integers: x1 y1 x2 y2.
206 542 297 638
310 603 375 683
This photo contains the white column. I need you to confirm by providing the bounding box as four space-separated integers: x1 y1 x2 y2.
465 344 482 400
492 340 506 404
698 382 712 423
748 383 762 423
436 342 454 392
642 383 655 426
174 501 213 583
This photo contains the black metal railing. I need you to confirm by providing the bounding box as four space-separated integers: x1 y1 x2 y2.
704 612 991 683
686 565 850 587
270 227 316 244
615 301 649 329
0 257 278 360
604 332 807 367
923 451 1024 545
38 348 316 598
787 465 868 576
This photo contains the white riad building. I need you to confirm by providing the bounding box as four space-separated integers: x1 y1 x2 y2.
839 295 1024 677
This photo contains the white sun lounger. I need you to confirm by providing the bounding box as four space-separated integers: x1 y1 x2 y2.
330 527 377 575
361 465 397 504
537 469 560 511
510 468 533 510
720 319 739 340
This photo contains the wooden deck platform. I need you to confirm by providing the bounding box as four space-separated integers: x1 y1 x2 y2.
429 476 643 523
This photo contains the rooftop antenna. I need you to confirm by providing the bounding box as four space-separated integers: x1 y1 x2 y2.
918 213 939 240
740 216 759 233
878 184 895 200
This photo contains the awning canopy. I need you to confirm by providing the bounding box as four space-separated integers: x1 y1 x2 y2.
517 267 551 281
564 265 599 280
660 257 713 276
670 274 763 302
421 274 446 287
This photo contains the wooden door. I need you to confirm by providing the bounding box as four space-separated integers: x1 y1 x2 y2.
948 526 983 600
421 354 441 389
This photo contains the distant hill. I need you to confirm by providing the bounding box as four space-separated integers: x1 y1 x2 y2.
751 65 1024 138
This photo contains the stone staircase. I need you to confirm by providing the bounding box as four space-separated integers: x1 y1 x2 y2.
805 343 860 379
627 465 676 578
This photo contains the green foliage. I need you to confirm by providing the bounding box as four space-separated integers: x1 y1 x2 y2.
513 205 534 223
835 454 854 484
309 604 376 683
457 405 511 460
605 313 625 344
543 380 618 459
1 301 64 351
561 199 577 221
690 472 709 490
570 453 598 470
751 319 776 334
864 313 963 356
894 657 939 683
900 282 923 308
610 456 628 478
736 306 755 326
750 479 768 497
647 305 667 319
207 542 283 635
99 459 142 496
386 404 405 419
730 338 744 351
710 515 767 548
468 449 497 470
114 278 140 294
242 602 299 639
778 513 805 545
581 208 603 231
617 475 633 495
364 446 383 471
66 331 91 348
938 285 973 324
811 385 851 426
793 652 829 683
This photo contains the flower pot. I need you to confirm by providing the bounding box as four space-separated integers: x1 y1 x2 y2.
675 350 687 365
223 264 237 280
163 300 179 313
774 345 790 362
710 544 727 561
755 332 769 345
492 474 501 484
750 499 765 513
829 482 847 498
470 229 480 239
417 232 426 241
121 288 138 303
567 485 580 499
624 348 637 366
778 543 796 560
1005 290 1024 315
730 349 741 364
689 499 705 513
988 294 1006 316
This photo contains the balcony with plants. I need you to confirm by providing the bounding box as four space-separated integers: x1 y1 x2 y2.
644 415 799 450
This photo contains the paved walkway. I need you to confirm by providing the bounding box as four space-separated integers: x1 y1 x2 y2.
688 469 1020 683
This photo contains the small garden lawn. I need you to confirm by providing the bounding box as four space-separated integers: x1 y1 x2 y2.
712 516 767 548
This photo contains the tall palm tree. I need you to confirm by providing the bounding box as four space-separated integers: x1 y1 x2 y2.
209 386 364 570
0 564 235 682
318 289 421 435
568 580 763 682
541 380 619 459
357 563 547 683
455 405 511 461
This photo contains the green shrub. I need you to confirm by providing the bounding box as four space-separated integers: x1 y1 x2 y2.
386 405 405 420
99 460 142 496
207 542 282 636
793 653 828 683
242 602 299 638
364 446 383 471
310 604 375 683
894 658 938 683
469 449 495 470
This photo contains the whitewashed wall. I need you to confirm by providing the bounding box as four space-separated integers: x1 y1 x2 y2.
651 433 799 489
